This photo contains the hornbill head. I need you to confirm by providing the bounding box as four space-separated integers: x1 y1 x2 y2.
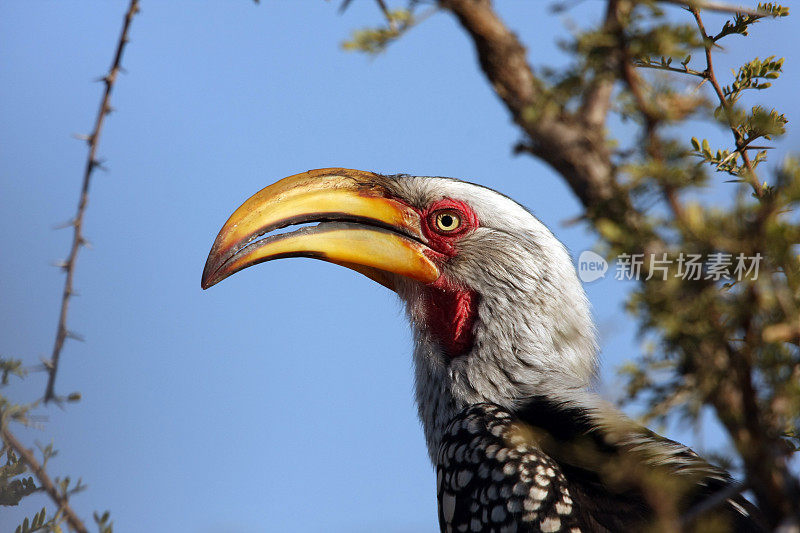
202 168 597 457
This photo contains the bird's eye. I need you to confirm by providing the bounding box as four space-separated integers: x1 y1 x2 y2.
434 210 461 233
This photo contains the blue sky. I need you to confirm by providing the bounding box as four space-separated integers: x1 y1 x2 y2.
1 1 798 531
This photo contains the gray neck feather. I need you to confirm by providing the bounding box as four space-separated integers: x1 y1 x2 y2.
398 226 598 461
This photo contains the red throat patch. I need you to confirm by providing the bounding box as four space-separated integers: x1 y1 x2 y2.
404 197 480 358
422 280 478 358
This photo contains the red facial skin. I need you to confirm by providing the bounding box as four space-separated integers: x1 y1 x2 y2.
416 199 480 359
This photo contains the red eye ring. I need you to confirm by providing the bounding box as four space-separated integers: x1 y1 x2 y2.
419 199 478 256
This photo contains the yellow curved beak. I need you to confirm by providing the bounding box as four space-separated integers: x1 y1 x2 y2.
201 168 440 291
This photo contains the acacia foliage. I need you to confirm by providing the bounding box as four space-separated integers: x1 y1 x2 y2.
344 0 799 527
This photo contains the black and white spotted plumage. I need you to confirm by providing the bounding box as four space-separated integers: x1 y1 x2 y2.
438 404 584 533
437 401 765 532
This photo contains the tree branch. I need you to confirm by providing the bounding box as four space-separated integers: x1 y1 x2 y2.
661 0 768 17
0 423 88 533
621 49 690 226
440 0 662 260
690 7 763 198
578 0 621 128
438 2 609 208
45 0 140 403
633 59 706 78
438 0 538 116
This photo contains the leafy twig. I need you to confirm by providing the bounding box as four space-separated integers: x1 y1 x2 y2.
633 58 705 77
0 424 88 533
44 0 140 403
661 0 768 16
340 0 404 30
690 7 763 198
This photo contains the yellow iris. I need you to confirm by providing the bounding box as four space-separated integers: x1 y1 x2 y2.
435 211 461 232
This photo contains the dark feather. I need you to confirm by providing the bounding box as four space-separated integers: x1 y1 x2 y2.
437 401 766 532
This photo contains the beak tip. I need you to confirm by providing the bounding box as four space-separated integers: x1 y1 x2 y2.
201 274 222 290
200 261 220 290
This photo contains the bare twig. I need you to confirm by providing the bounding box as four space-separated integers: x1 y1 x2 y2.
338 0 355 14
44 0 140 403
375 0 397 30
0 423 88 533
690 7 763 198
340 0 397 26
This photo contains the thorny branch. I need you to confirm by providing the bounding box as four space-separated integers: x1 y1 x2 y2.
690 7 763 197
44 0 140 403
0 423 88 533
632 59 706 77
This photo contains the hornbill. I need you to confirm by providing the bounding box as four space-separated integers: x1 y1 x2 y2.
202 168 764 532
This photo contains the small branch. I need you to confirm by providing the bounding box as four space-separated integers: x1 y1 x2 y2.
622 46 689 226
661 0 767 17
375 0 396 30
44 0 140 403
578 0 621 128
690 7 763 198
633 60 706 78
622 60 656 128
1 423 88 533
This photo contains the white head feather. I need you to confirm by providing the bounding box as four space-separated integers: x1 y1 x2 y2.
385 176 598 459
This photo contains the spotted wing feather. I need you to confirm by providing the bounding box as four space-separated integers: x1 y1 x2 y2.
437 404 590 533
437 403 765 532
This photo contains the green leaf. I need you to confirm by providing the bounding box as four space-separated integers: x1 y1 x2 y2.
342 9 415 55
